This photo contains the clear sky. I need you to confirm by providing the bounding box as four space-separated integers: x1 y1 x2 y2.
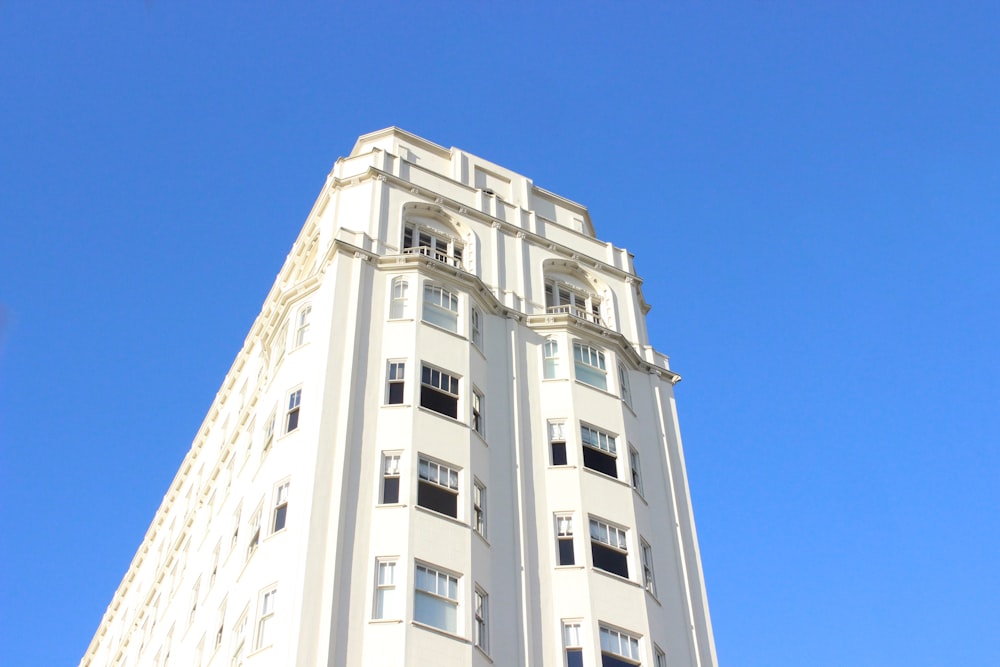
1 3 998 666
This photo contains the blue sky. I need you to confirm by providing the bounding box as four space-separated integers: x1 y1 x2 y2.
1 3 998 666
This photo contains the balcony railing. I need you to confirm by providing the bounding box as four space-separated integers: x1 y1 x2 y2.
401 246 463 269
546 305 604 326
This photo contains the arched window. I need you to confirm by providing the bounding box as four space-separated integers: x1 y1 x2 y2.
545 280 601 325
389 277 408 319
403 223 463 268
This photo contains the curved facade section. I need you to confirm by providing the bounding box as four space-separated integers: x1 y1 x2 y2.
79 128 716 667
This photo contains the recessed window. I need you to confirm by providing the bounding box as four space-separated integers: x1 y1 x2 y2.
414 564 459 634
420 365 459 419
231 609 248 667
545 280 601 324
380 453 401 504
471 307 483 348
255 587 277 650
574 342 608 390
555 514 575 565
189 578 200 627
581 424 618 478
655 645 667 667
629 446 643 495
472 389 485 437
285 389 301 434
641 538 657 597
422 284 459 332
294 305 311 348
563 621 584 667
272 321 287 367
230 505 241 553
373 559 398 620
618 362 632 407
590 517 629 579
389 277 409 319
247 507 262 560
209 543 220 589
271 482 289 533
403 224 464 268
473 480 487 538
543 338 560 379
417 457 459 518
600 626 641 667
550 421 568 466
263 409 276 455
474 587 489 653
386 361 406 405
214 600 226 650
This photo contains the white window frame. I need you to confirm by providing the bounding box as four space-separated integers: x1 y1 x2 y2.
271 481 289 534
629 445 644 496
373 558 398 620
590 516 630 579
573 341 608 390
386 360 406 405
214 599 226 651
555 513 575 566
599 625 642 665
471 306 483 348
641 538 657 597
473 480 487 538
543 338 560 379
293 304 311 348
380 452 401 505
230 608 248 667
262 409 276 456
254 587 277 650
618 362 632 407
422 283 460 332
403 223 464 268
389 276 409 319
545 279 601 324
413 563 460 634
417 456 460 518
284 388 301 434
474 587 489 653
563 620 584 665
246 505 262 561
549 420 568 466
419 364 460 419
472 388 485 437
230 505 241 553
271 321 287 367
655 644 667 667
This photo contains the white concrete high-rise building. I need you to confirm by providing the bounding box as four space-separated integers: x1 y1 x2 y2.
80 128 718 667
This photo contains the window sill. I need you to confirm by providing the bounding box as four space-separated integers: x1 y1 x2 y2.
541 377 570 383
417 405 464 425
645 588 662 606
472 429 488 447
387 317 415 323
592 566 641 588
411 620 468 643
376 502 408 509
415 503 467 528
382 402 412 409
573 379 622 400
547 464 578 471
554 564 585 571
475 644 494 662
369 618 404 625
582 465 631 489
420 318 466 341
474 529 490 548
247 643 273 659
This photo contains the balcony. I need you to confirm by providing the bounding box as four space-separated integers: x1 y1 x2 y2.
401 246 463 270
546 304 604 327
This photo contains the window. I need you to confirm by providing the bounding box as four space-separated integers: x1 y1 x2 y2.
422 284 459 332
386 361 406 405
655 645 667 667
543 338 560 379
414 564 459 633
262 410 275 455
272 482 289 533
255 587 277 650
272 322 287 366
471 307 483 348
600 626 641 667
420 365 459 419
230 609 248 667
389 277 409 319
618 363 632 407
209 542 220 589
285 389 301 433
247 507 262 560
373 559 398 619
473 480 487 538
230 505 241 552
472 389 485 436
629 446 643 495
551 513 575 565
549 421 568 466
195 637 205 667
380 453 401 504
417 457 459 518
403 224 463 268
294 305 311 348
546 280 601 324
214 600 226 650
574 342 608 390
474 588 489 653
581 424 618 478
564 621 584 667
641 539 657 597
189 578 201 626
590 518 629 578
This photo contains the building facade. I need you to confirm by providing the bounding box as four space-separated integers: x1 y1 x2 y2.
79 128 718 667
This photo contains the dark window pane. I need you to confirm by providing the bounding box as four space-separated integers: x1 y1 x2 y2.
567 649 584 667
286 408 300 432
421 387 458 418
592 543 629 578
582 447 617 477
388 382 404 404
558 538 575 565
552 442 567 466
273 506 287 532
602 654 636 667
382 477 399 504
403 227 414 248
418 481 457 518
